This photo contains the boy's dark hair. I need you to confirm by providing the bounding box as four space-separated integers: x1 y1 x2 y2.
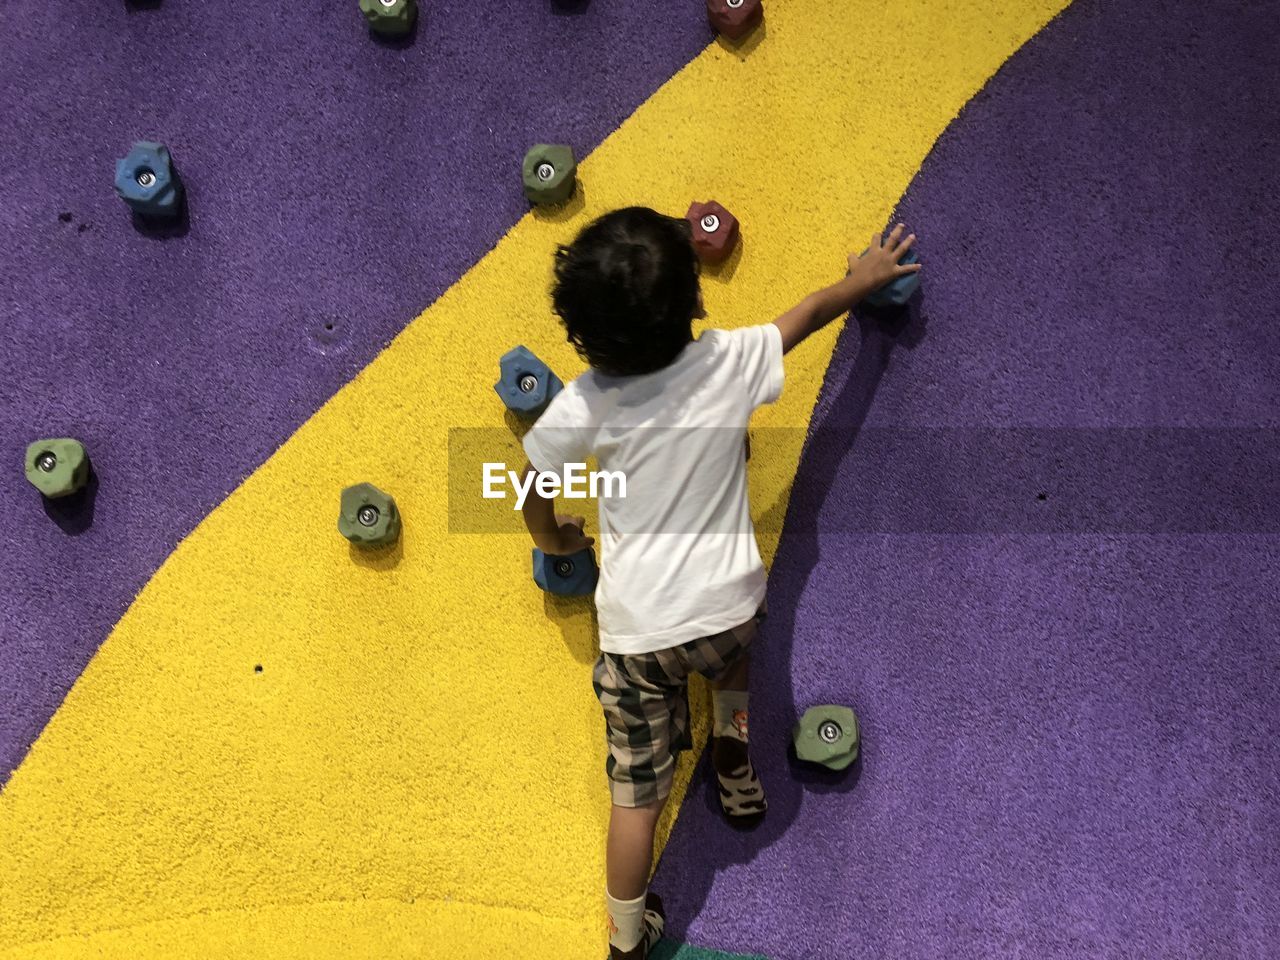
551 206 700 377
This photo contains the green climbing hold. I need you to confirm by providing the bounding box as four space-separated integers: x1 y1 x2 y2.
522 144 576 205
338 482 402 546
24 438 90 499
793 704 860 771
358 0 416 37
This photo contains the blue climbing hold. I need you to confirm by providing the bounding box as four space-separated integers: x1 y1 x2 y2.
495 345 563 418
862 244 920 309
114 141 182 218
532 547 598 597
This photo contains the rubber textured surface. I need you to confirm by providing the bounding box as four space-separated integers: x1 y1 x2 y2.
0 0 710 785
653 2 1280 957
0 0 1067 956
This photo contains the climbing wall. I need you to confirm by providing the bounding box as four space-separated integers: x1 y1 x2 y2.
655 1 1280 956
2 0 1276 958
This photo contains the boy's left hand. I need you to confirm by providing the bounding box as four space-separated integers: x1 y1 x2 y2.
552 514 595 556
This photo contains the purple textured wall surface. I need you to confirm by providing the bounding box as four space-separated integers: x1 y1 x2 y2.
654 1 1279 957
0 0 710 784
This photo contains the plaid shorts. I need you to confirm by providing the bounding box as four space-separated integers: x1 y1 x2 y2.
592 609 762 807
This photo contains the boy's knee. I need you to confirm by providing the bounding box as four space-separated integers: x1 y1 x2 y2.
612 792 669 817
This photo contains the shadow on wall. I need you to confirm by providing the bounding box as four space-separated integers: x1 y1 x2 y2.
532 181 588 227
544 592 599 665
42 465 101 536
715 20 768 60
664 287 930 934
350 535 405 571
369 11 422 51
549 0 592 16
702 234 745 285
131 197 191 241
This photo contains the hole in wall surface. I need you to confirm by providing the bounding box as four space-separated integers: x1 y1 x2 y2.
307 314 354 356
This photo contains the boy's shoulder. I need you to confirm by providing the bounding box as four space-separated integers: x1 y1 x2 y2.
562 325 770 400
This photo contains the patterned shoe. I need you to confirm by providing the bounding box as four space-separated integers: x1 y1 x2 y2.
713 736 767 822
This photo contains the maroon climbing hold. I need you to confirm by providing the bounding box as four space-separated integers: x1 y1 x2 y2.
686 200 740 265
706 0 763 42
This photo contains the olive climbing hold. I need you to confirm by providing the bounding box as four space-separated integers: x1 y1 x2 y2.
358 0 417 36
861 243 921 309
532 547 598 597
706 0 763 42
338 482 402 546
686 200 740 265
114 141 183 219
793 704 860 771
522 144 576 205
494 345 563 418
24 438 90 499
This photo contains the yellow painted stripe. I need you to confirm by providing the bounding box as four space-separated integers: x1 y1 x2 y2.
0 2 1068 957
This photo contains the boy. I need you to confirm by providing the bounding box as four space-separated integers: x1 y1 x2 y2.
519 207 919 959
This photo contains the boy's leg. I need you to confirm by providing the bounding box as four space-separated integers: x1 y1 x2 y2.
594 651 681 958
701 618 767 821
607 797 666 898
605 799 668 958
710 652 750 775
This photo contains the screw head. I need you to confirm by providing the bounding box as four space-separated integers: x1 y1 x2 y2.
35 451 57 472
700 213 721 233
518 373 538 393
536 162 555 182
136 168 156 188
554 559 574 578
818 720 843 744
727 0 745 7
357 505 380 527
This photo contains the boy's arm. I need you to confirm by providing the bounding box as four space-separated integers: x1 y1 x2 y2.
772 224 920 354
519 462 595 556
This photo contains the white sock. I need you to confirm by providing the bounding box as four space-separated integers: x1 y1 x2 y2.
606 889 647 952
713 690 750 742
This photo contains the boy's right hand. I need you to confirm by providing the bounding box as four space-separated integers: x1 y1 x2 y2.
848 223 920 290
773 223 922 354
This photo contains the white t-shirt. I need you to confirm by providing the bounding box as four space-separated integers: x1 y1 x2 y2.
522 323 785 655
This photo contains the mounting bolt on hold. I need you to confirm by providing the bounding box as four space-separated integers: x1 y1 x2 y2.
25 438 90 499
114 141 183 219
495 345 563 418
686 200 740 265
707 0 763 42
533 547 598 597
522 144 576 205
359 0 417 36
793 704 861 771
339 482 401 546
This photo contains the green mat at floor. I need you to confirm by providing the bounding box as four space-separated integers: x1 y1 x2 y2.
648 942 769 960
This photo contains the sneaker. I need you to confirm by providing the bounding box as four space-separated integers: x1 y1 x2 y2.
713 736 767 823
